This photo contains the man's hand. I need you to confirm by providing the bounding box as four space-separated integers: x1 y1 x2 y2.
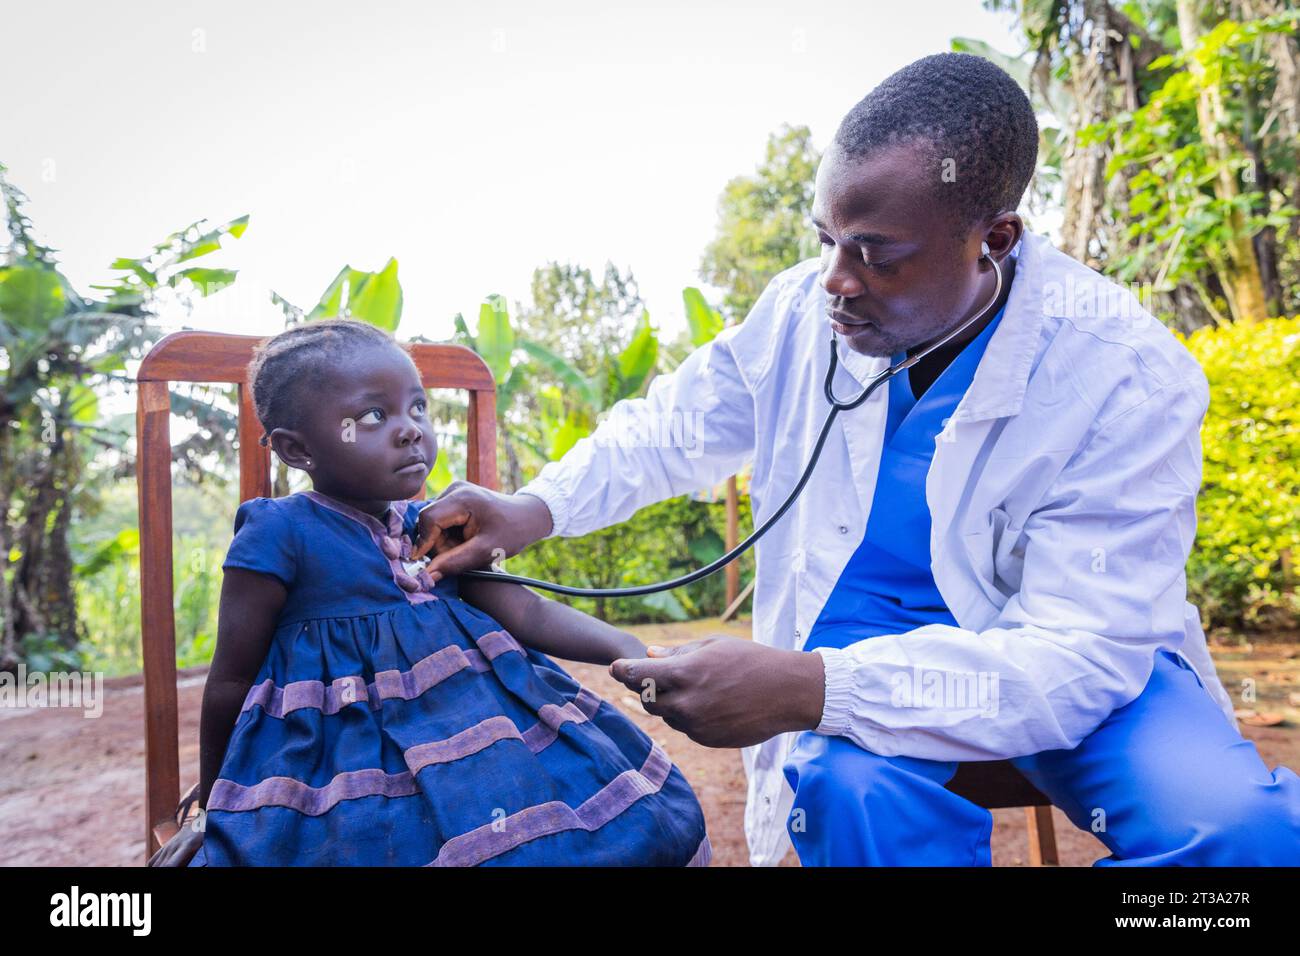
411 481 554 576
608 635 826 748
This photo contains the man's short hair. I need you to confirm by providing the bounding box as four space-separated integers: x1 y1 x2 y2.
834 52 1039 237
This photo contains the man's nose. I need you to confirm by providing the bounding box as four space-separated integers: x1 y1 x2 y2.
819 245 866 299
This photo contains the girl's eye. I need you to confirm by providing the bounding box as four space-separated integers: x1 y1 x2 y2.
411 399 427 417
357 408 384 425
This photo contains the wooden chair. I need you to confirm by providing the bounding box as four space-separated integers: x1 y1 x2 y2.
136 330 497 861
136 329 1058 866
947 761 1059 865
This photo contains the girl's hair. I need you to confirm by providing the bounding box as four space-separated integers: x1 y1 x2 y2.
247 319 413 447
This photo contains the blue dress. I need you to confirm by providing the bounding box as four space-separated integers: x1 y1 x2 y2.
190 489 711 866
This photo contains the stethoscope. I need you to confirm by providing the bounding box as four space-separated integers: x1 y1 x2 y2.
457 244 1005 598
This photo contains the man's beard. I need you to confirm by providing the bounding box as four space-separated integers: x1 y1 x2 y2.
839 321 936 358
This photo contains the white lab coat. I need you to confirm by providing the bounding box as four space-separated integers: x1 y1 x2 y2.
516 229 1239 866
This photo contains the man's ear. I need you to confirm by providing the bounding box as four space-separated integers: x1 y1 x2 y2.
268 427 314 473
982 212 1024 261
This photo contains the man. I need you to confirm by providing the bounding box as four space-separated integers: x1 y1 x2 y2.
418 53 1300 865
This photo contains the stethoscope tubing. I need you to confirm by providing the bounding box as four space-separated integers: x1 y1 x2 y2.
459 253 1003 598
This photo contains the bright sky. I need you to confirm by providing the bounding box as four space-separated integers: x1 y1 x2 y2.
3 0 1023 343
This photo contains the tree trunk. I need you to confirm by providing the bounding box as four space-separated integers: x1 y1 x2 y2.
1056 0 1153 272
0 414 17 672
1058 22 1109 266
1241 0 1300 313
1176 0 1270 324
12 410 82 656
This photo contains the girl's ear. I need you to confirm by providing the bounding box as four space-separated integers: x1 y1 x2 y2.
269 427 314 472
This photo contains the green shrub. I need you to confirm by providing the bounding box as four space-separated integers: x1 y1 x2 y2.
1183 315 1300 631
506 491 755 625
78 533 223 676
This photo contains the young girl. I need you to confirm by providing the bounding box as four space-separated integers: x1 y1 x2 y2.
149 318 711 867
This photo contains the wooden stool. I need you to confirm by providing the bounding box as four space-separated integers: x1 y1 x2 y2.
947 759 1059 865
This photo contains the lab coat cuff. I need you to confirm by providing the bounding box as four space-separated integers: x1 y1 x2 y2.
811 646 855 737
514 479 568 539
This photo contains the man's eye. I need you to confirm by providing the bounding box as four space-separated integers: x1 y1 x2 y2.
357 409 384 425
818 234 834 246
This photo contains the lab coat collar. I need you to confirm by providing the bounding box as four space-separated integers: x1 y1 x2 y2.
830 230 1048 425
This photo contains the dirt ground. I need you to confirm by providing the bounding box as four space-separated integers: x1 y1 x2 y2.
2 618 1297 867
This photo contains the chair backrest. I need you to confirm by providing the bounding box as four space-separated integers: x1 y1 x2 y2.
135 330 497 860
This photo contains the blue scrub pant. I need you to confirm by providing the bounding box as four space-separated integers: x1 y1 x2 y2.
783 649 1300 865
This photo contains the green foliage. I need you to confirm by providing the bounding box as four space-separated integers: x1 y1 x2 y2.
507 493 754 625
444 276 743 623
0 160 246 671
611 309 658 401
682 287 724 347
1183 315 1300 630
470 293 515 383
699 124 822 321
454 286 666 473
94 212 249 308
515 262 644 381
77 531 224 676
304 257 403 329
1081 15 1297 305
20 631 91 673
1042 6 1300 328
518 339 598 409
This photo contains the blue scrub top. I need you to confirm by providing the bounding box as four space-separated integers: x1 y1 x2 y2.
806 303 1007 653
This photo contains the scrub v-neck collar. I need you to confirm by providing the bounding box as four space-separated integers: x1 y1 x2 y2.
884 301 1008 447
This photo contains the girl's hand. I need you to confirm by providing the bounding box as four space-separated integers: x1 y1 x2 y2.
148 819 205 867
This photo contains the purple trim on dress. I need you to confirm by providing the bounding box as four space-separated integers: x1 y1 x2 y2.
208 768 421 816
686 834 713 866
404 716 524 773
427 742 674 867
241 645 471 717
519 686 602 751
476 629 524 661
303 491 437 606
374 646 469 703
217 686 612 813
